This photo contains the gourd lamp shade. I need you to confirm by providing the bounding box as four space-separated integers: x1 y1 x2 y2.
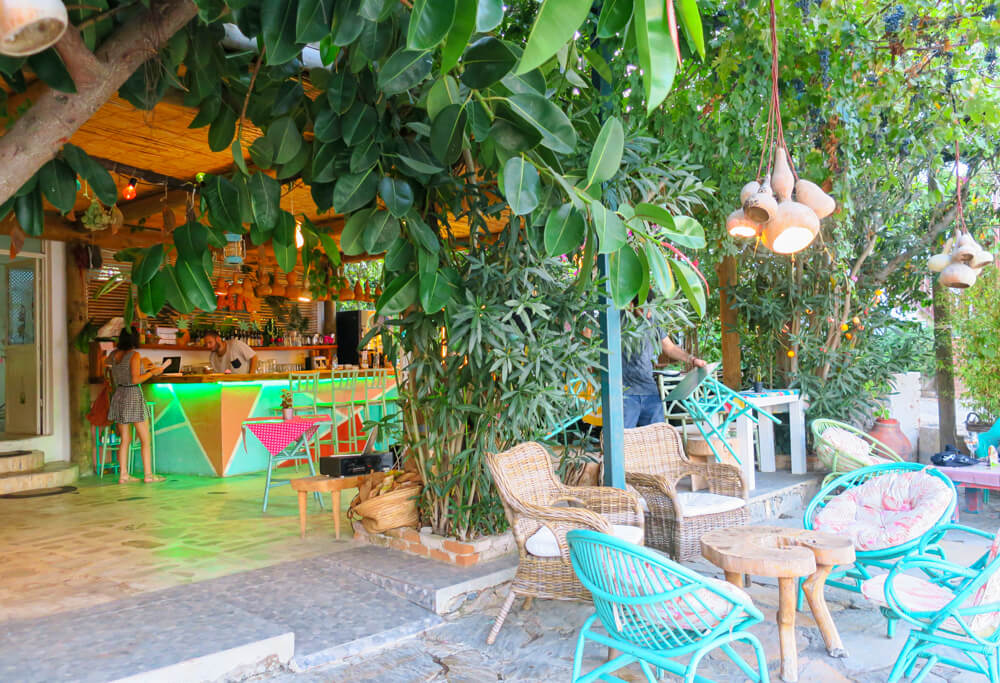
214 278 227 295
0 0 68 56
726 209 759 239
762 201 820 254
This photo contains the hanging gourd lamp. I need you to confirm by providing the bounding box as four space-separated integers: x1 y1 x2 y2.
726 208 761 238
284 272 301 300
0 0 68 56
214 278 228 295
937 140 993 289
270 272 286 298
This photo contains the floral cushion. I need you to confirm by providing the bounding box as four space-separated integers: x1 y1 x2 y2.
971 527 1000 637
812 469 953 551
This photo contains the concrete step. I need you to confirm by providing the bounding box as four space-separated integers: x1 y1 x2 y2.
0 449 44 474
0 462 78 495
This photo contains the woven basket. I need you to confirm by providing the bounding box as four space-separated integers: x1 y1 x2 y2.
350 484 420 533
967 412 996 434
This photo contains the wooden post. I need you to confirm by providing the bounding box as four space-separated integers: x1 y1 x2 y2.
932 278 958 452
66 244 93 474
718 255 741 389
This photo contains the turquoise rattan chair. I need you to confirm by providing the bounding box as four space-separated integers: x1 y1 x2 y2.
566 529 770 683
862 524 1000 682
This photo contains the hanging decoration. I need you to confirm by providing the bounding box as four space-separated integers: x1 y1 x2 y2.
122 178 138 201
726 0 834 254
931 142 994 289
222 232 245 265
0 0 68 56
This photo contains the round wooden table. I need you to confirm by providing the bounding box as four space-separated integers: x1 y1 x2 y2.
701 525 856 683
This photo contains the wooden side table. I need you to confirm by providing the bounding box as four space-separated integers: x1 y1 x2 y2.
701 525 855 683
289 474 364 539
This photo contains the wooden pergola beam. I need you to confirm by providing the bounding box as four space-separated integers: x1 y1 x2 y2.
119 189 190 223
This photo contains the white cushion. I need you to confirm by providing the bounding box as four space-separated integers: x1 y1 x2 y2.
676 491 745 517
525 523 643 557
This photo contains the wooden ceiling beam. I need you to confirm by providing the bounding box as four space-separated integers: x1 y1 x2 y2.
119 189 190 222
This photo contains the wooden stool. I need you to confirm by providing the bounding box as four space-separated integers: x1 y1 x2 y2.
289 474 364 539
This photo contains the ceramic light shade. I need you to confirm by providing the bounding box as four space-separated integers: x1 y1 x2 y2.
771 147 794 201
740 181 761 205
794 178 836 219
762 200 820 254
285 284 301 300
939 262 977 289
255 277 272 296
927 253 951 273
270 282 286 298
353 280 363 299
214 278 228 295
339 283 354 301
726 208 760 239
970 250 994 269
227 281 242 296
952 233 980 263
744 176 778 224
0 0 67 56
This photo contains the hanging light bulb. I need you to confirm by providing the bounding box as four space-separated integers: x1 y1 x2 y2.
295 218 304 248
122 178 138 201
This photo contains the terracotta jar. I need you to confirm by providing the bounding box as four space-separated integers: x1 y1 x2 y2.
867 418 913 461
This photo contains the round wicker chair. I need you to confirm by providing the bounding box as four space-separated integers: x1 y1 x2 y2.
811 418 903 486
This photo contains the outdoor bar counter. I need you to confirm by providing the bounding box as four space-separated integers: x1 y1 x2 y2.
144 370 396 477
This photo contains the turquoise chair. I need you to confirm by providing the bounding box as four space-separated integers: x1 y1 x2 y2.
865 524 1000 682
566 529 770 683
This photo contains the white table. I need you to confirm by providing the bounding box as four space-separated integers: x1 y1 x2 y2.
734 390 807 490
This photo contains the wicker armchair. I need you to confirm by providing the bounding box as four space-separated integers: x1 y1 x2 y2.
621 423 749 561
485 441 644 645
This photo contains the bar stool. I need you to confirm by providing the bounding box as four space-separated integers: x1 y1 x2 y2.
94 401 157 478
280 370 322 466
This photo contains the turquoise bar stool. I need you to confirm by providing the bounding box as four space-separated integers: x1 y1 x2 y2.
94 401 157 478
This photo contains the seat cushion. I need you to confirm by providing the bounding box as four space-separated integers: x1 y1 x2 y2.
525 523 643 558
812 469 953 551
861 573 993 637
676 491 745 517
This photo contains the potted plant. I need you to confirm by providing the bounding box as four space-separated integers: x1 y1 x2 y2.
867 401 914 461
280 390 295 421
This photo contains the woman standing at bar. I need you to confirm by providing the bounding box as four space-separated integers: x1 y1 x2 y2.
108 327 165 483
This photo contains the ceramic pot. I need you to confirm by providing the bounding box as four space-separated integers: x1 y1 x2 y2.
794 178 836 219
927 253 951 273
939 262 977 289
0 0 67 56
771 147 794 201
282 407 294 421
762 200 820 254
740 181 761 205
744 176 778 224
867 418 914 462
726 208 760 239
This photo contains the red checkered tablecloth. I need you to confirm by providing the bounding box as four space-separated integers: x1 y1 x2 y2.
242 415 331 456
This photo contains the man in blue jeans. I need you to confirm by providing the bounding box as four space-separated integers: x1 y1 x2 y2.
623 329 706 428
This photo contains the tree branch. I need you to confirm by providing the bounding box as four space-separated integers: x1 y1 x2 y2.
874 202 957 282
53 24 104 88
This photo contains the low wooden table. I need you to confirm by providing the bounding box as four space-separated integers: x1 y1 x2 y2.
701 526 855 683
289 474 364 539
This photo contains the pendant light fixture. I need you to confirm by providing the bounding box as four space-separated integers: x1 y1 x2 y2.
0 0 68 56
933 140 993 289
727 0 834 254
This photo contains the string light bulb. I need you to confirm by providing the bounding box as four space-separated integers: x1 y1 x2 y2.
122 178 137 201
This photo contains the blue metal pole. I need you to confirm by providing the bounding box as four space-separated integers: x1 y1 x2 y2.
599 255 625 488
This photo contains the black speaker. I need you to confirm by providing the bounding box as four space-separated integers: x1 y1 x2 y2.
319 452 393 477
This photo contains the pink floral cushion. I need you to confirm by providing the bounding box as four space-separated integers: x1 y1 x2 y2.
971 528 1000 637
813 469 953 551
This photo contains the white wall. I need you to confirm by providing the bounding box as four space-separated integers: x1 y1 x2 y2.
888 371 921 453
0 241 70 462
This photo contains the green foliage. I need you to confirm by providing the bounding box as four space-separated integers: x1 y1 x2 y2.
954 268 1000 420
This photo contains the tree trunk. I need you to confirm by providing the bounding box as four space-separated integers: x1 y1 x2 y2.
717 256 741 389
932 278 958 452
66 244 93 473
0 0 198 206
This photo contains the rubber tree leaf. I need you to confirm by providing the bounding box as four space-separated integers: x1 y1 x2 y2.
501 157 539 216
633 202 675 231
407 0 456 51
261 0 300 65
582 47 613 84
384 236 414 273
586 117 624 187
161 264 194 314
597 0 632 38
203 175 243 232
342 102 377 147
668 215 707 249
266 117 303 165
174 256 217 312
313 107 341 142
207 105 237 152
543 203 585 256
38 158 77 214
61 143 117 206
173 221 209 261
517 0 592 74
591 201 627 254
460 37 516 89
377 49 433 95
676 0 705 59
634 0 678 114
477 0 504 31
608 244 643 309
272 211 298 272
430 103 467 165
296 0 335 44
379 177 414 218
427 76 461 121
671 258 706 317
327 71 358 113
420 266 458 313
404 211 440 254
27 49 75 93
332 0 365 45
248 172 281 230
14 187 42 236
333 168 378 214
339 209 372 256
377 271 419 316
360 0 394 21
132 244 165 287
364 210 401 254
231 139 249 175
643 241 677 297
138 270 167 316
249 136 275 169
507 93 577 153
440 0 477 73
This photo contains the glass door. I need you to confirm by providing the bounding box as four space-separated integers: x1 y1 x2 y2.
0 255 41 435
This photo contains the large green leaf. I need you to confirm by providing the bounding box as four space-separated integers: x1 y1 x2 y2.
39 159 77 214
364 210 401 254
643 241 677 297
360 0 394 21
501 157 539 216
249 136 275 169
379 177 414 218
477 0 504 31
132 244 165 287
342 102 377 146
27 49 75 93
173 221 209 261
608 244 643 308
396 153 444 175
272 211 298 272
591 201 628 253
430 103 467 165
634 0 678 114
332 0 365 45
597 0 632 38
262 0 301 65
633 203 675 231
313 107 341 142
327 72 358 113
669 215 707 249
203 175 243 232
174 256 217 312
507 93 577 154
266 117 303 165
407 0 456 51
161 264 194 314
358 16 393 60
350 137 380 173
517 0 592 74
248 172 282 230
427 76 461 121
460 37 516 89
61 143 117 206
377 271 419 316
586 117 624 187
378 49 433 95
440 0 477 73
296 0 335 44
671 259 706 317
333 169 378 214
489 116 541 152
138 270 167 316
208 105 237 152
676 0 705 60
339 209 371 256
14 187 42 236
420 266 458 313
231 139 249 175
404 211 440 254
384 236 414 272
543 203 585 256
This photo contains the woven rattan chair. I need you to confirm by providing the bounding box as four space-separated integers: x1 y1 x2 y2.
620 423 749 561
485 441 644 645
812 418 902 486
